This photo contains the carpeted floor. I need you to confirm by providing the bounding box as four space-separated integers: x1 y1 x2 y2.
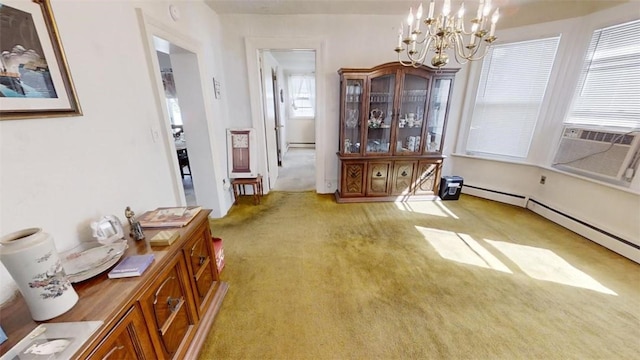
200 192 640 359
272 148 316 191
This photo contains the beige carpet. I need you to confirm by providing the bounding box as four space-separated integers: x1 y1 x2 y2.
272 148 316 191
200 192 640 359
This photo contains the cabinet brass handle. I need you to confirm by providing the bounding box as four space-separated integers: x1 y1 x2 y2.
376 171 382 177
153 276 176 306
199 256 206 266
167 296 181 313
190 243 199 257
401 170 407 177
102 345 124 359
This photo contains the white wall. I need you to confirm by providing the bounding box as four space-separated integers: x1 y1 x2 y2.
0 0 232 302
218 14 467 192
286 118 316 145
450 3 640 260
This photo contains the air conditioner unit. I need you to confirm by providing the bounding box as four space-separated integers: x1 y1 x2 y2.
552 127 640 182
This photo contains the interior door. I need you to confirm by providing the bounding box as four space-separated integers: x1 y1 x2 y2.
259 53 279 189
272 68 283 166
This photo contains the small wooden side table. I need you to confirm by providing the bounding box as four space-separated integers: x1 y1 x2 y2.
231 175 263 205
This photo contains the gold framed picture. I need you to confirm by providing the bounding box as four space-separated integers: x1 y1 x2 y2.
0 0 81 120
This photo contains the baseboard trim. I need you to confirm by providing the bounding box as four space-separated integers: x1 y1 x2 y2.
527 199 639 251
462 184 527 207
288 143 315 149
462 184 639 263
463 184 526 199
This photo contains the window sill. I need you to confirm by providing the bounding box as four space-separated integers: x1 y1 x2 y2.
450 153 536 167
450 153 639 195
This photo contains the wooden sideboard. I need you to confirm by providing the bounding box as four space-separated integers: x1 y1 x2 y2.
0 210 228 359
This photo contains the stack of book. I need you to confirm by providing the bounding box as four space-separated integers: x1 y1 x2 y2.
108 254 155 278
149 230 179 246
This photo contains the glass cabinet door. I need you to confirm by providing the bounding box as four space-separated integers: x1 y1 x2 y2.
426 78 452 153
366 74 395 154
343 79 364 154
396 73 430 153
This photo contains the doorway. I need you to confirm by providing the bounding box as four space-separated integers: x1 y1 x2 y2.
155 49 195 205
259 49 317 192
245 37 325 194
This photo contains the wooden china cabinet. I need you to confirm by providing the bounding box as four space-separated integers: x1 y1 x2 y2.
336 62 458 202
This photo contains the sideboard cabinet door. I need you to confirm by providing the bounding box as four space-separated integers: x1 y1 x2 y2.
414 160 441 195
88 305 154 360
340 161 367 197
367 161 392 196
391 161 417 195
183 222 219 318
139 255 197 360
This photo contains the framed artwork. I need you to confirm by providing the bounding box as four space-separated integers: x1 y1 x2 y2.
0 0 81 120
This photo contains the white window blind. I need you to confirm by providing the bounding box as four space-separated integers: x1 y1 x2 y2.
564 19 640 129
466 37 560 158
288 74 315 118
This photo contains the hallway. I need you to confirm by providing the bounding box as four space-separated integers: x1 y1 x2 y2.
272 147 316 191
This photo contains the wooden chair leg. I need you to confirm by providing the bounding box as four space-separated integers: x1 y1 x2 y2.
232 184 239 204
253 184 259 205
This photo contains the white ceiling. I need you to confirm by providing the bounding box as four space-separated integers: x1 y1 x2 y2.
267 50 316 73
207 0 628 72
205 0 628 29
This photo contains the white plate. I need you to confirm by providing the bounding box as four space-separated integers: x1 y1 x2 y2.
62 241 128 283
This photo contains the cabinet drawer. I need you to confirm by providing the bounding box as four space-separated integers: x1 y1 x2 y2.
140 256 196 360
184 225 218 316
88 305 154 360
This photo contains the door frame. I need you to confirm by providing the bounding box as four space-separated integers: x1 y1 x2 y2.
245 37 326 193
271 67 283 167
257 53 279 189
136 9 224 214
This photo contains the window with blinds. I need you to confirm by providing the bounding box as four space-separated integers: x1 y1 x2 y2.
564 19 640 129
466 36 561 159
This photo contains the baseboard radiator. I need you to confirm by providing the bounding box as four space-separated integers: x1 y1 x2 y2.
287 142 315 149
462 184 640 264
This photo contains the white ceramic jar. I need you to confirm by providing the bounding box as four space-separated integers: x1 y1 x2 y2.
0 228 78 321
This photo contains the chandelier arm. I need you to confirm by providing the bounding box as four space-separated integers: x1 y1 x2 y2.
451 32 472 60
462 43 493 62
406 36 432 66
398 51 417 67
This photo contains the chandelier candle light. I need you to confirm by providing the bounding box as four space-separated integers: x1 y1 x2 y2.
395 0 500 68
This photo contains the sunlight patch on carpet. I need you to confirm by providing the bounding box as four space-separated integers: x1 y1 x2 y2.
395 201 459 218
485 240 618 295
416 226 511 273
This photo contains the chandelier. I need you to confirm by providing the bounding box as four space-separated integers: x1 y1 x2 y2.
395 0 500 68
